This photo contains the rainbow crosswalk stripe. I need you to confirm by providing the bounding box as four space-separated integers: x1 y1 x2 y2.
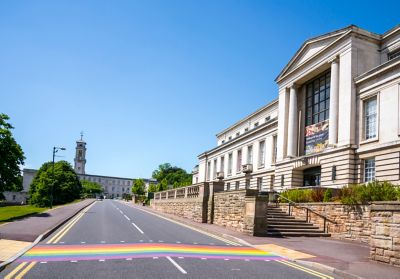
18 243 284 262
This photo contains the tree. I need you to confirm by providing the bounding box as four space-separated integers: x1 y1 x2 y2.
81 180 103 197
0 113 25 195
131 179 145 196
29 161 82 207
152 163 192 190
147 183 158 193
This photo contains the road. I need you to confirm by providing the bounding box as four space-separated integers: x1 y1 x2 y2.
1 200 336 279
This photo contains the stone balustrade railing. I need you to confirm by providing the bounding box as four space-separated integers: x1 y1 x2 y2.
154 183 204 200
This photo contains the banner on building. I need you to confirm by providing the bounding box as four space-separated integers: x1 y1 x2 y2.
305 120 329 155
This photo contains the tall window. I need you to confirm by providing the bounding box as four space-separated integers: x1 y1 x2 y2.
364 97 377 140
220 156 225 173
213 159 217 179
305 71 330 126
364 158 375 183
207 162 211 181
235 181 240 190
226 183 230 191
272 135 278 163
245 179 250 189
257 177 263 191
237 149 242 172
247 145 253 164
228 153 233 175
258 140 265 167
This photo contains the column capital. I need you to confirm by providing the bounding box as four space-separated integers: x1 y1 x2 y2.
327 55 339 64
288 83 297 90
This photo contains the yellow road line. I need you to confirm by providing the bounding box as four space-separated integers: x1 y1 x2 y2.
47 202 96 244
122 202 240 246
14 262 36 279
278 260 334 279
4 262 27 279
46 213 82 244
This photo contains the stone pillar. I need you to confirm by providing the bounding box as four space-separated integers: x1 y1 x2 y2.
287 84 298 158
329 57 340 145
207 182 224 224
244 195 268 236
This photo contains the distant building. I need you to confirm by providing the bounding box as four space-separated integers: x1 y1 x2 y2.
4 135 156 203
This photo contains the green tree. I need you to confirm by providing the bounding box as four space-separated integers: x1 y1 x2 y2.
132 179 145 196
0 113 25 196
157 178 168 191
29 161 82 207
147 183 158 193
81 180 103 197
152 163 192 189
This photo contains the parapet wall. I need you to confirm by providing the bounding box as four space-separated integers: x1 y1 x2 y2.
279 201 400 267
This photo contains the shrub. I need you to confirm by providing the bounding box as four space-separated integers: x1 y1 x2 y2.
323 188 333 202
280 189 313 203
340 181 398 205
310 188 325 202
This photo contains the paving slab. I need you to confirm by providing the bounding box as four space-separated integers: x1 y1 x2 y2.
0 240 31 262
0 199 95 242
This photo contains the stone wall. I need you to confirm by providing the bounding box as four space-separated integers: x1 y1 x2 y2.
213 189 267 236
151 198 205 222
279 203 371 243
370 202 400 267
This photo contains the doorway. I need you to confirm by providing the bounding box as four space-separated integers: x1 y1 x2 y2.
303 166 321 186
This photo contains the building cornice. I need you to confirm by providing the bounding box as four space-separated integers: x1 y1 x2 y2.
199 119 278 159
215 99 278 137
355 56 400 85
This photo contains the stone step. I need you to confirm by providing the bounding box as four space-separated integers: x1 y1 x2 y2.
268 227 323 233
266 231 331 237
267 215 296 219
267 223 315 228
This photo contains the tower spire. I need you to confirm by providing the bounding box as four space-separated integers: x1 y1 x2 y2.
80 131 84 141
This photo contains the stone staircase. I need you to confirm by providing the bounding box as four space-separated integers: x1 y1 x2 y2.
266 205 331 237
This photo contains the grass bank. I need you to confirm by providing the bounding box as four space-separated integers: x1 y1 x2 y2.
0 205 47 224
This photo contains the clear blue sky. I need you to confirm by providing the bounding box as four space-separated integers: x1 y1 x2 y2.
1 0 398 179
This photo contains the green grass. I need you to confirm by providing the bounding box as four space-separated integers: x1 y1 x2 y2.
0 205 48 223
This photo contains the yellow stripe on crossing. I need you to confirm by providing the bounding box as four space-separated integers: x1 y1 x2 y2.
4 262 27 279
15 262 36 279
278 260 334 279
47 202 96 244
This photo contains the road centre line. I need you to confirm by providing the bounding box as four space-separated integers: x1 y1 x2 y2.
166 256 187 274
131 222 144 234
126 204 240 246
124 215 130 221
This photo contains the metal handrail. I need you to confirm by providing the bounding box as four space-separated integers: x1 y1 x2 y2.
273 193 337 233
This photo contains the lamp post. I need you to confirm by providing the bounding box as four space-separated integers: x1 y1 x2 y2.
50 146 66 208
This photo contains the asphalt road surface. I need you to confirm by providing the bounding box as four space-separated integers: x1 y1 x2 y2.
1 200 337 279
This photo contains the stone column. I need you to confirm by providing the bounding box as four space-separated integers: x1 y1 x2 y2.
328 57 339 145
287 84 298 158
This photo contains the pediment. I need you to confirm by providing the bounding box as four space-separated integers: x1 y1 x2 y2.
276 26 353 82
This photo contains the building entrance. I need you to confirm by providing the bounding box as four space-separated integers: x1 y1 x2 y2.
303 166 321 186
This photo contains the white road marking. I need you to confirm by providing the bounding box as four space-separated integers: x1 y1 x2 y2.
149 240 153 242
131 222 144 234
70 260 77 263
209 243 215 245
99 259 105 262
158 240 164 243
167 256 187 274
264 260 270 262
244 259 250 262
224 259 229 261
120 241 125 243
124 215 130 221
178 257 184 259
126 258 132 261
40 262 47 264
60 242 65 244
81 242 86 244
153 257 158 259
101 241 106 243
201 258 207 260
193 242 198 245
139 240 144 242
176 241 181 244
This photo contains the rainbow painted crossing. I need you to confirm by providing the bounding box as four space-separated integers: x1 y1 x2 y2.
18 243 284 262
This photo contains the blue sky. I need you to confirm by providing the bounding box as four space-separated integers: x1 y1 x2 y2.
1 0 398 179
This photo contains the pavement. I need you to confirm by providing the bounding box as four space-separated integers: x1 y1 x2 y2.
0 199 95 268
0 199 339 278
134 202 400 279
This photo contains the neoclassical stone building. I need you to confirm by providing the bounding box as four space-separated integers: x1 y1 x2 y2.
193 24 400 191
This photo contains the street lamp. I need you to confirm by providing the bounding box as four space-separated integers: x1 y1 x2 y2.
50 146 66 208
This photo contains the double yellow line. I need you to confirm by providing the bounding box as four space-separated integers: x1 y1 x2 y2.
278 260 334 279
47 202 96 244
4 262 36 279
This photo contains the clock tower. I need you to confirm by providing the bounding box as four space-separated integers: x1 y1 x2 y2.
74 132 87 174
